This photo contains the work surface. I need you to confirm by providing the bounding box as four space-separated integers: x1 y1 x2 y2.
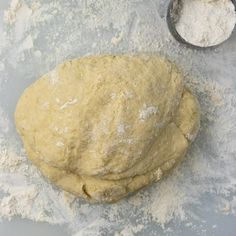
0 0 236 235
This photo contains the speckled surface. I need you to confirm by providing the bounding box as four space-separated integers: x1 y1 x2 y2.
0 0 236 235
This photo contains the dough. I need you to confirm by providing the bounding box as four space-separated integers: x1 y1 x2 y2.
15 55 200 203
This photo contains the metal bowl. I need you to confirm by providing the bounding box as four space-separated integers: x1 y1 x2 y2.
166 0 236 50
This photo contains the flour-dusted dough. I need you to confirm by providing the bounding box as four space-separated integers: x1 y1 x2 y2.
15 55 200 203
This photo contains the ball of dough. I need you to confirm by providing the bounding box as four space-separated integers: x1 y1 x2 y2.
15 55 200 203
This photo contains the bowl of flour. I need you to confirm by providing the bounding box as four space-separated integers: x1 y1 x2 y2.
167 0 236 49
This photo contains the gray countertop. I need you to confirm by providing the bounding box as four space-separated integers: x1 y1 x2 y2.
0 0 236 235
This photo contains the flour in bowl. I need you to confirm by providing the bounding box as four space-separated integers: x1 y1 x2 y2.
175 0 236 47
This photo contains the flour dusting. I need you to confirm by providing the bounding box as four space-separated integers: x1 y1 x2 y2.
139 105 158 121
0 0 236 235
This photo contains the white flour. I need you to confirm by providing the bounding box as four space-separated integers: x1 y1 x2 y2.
0 0 236 235
175 0 236 47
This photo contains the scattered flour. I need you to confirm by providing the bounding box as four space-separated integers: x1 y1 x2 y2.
0 0 236 236
117 124 126 135
114 224 144 236
60 98 78 110
3 0 22 25
175 0 236 47
111 32 124 46
19 34 34 51
139 105 158 121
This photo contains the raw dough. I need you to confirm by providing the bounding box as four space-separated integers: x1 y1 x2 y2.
15 55 200 203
